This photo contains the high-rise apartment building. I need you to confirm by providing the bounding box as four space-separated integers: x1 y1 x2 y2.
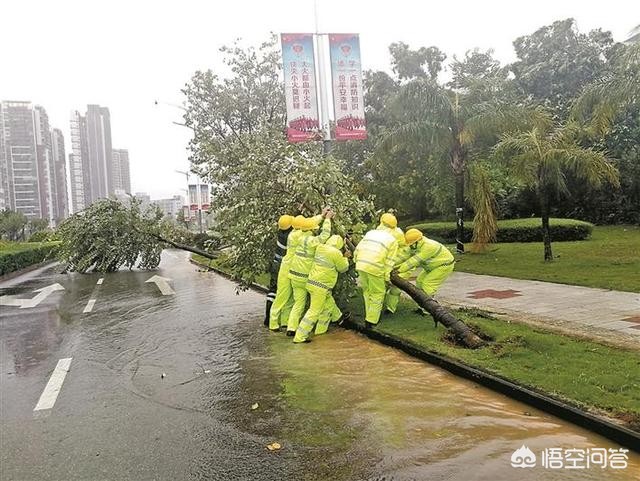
86 105 113 199
0 101 44 219
69 110 89 212
50 128 68 221
33 105 54 222
69 105 130 213
0 101 69 224
112 148 131 195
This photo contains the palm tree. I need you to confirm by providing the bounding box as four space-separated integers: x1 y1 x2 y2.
378 79 543 252
573 43 640 137
493 115 619 261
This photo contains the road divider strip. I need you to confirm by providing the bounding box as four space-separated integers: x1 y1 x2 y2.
34 358 72 411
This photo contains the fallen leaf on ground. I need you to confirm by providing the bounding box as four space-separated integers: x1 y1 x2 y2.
251 403 259 410
266 442 281 451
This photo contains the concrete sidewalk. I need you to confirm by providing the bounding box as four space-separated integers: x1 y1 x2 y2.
435 272 640 349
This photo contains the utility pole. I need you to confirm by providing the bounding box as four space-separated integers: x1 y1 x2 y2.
314 0 331 154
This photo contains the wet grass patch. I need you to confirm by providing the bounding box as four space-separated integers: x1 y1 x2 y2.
346 293 640 430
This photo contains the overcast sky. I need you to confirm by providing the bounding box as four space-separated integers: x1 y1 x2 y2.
1 0 637 199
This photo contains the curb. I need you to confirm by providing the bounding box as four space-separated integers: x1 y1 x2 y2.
191 256 640 452
0 261 58 283
342 319 640 452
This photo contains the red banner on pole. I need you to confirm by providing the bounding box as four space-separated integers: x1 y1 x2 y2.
281 33 320 142
329 34 367 140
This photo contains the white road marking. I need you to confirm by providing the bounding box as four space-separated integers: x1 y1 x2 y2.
145 275 175 296
34 358 72 411
97 278 104 285
0 283 65 309
83 299 96 313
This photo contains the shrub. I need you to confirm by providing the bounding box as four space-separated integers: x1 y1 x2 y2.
28 230 59 243
0 243 60 276
407 218 594 244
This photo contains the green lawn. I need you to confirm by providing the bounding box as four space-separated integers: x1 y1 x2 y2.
347 294 640 429
453 225 640 292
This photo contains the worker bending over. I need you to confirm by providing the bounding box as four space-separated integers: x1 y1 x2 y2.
396 228 455 297
293 235 349 343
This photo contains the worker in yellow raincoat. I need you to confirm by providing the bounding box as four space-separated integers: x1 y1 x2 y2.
353 213 398 328
293 235 349 343
397 228 455 297
286 210 333 336
265 214 294 326
268 215 305 331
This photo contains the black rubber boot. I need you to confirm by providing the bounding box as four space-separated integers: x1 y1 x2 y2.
286 330 295 337
264 299 273 327
364 321 376 330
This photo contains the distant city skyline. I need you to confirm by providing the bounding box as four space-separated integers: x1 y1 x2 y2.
0 0 637 199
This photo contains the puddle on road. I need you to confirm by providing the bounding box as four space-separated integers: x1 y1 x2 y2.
231 323 640 481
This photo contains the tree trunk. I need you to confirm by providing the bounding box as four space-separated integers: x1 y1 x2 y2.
451 139 466 255
149 232 221 260
390 271 485 349
455 171 465 254
540 192 553 261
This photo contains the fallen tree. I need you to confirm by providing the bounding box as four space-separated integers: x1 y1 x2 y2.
390 271 486 349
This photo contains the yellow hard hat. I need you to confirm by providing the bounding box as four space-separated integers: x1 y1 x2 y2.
292 215 306 229
380 213 397 228
405 228 423 246
301 217 318 231
278 214 294 230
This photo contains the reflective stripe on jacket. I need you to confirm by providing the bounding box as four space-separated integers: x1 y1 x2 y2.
273 228 291 263
288 218 332 278
353 228 398 279
398 237 454 272
281 229 304 269
307 242 349 289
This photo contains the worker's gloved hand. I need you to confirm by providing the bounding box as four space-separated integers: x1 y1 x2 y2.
396 265 408 274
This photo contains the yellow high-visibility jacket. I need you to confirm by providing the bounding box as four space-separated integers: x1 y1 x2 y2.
288 218 332 279
397 237 455 273
354 228 398 280
307 236 349 290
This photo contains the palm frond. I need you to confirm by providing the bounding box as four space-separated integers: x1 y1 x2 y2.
394 79 455 123
377 120 451 155
464 105 552 147
571 43 640 137
559 147 620 189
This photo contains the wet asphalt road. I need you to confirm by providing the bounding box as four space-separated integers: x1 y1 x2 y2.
1 250 638 481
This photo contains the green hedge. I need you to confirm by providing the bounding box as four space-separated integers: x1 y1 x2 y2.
0 242 60 276
407 218 594 243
